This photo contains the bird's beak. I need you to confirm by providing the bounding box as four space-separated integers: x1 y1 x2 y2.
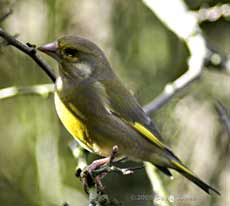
38 41 59 60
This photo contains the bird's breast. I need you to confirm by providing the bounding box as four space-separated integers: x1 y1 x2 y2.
54 92 93 152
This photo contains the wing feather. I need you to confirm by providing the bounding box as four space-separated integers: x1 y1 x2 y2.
100 79 165 147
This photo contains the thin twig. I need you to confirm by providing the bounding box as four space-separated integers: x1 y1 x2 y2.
194 3 230 23
0 28 56 82
145 162 172 206
0 84 54 100
69 140 88 171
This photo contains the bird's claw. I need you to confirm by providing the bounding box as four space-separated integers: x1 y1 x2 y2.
76 145 143 193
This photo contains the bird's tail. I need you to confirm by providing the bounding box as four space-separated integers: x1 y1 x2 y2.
170 159 220 195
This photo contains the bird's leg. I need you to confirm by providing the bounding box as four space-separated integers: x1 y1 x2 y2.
87 157 110 174
85 145 119 191
77 145 119 192
86 157 110 191
77 145 143 193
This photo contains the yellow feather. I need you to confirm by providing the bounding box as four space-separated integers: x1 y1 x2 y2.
54 92 93 152
171 160 194 176
133 122 194 176
133 122 165 149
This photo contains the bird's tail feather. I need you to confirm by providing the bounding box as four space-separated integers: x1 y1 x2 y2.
171 160 220 195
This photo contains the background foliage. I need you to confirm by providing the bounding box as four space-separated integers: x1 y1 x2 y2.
0 0 229 206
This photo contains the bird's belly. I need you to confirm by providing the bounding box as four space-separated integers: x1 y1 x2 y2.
54 92 94 152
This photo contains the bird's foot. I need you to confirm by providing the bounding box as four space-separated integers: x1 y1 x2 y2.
76 145 143 193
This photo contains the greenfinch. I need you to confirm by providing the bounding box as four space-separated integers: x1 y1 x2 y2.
38 36 220 195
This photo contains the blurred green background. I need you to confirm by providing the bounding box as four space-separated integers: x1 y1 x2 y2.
0 0 229 206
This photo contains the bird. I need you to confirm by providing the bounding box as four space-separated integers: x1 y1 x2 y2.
38 35 220 195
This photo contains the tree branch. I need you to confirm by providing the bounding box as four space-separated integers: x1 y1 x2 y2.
0 28 57 82
142 0 208 115
0 84 54 100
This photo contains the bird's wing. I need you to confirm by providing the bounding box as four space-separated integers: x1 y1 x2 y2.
101 79 165 145
96 79 175 178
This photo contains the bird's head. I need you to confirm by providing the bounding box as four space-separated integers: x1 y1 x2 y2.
38 36 111 81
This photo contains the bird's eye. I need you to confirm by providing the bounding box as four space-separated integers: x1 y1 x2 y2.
63 48 79 58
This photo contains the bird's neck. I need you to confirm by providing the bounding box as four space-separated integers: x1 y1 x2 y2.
55 73 110 118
